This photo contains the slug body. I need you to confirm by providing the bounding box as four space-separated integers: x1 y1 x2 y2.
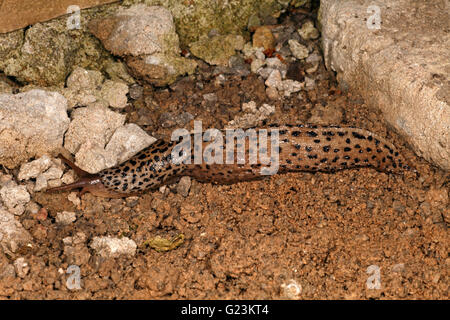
48 124 412 198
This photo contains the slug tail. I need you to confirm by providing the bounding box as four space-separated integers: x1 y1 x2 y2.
46 176 101 193
46 154 103 194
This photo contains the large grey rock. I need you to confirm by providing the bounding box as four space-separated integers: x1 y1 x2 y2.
320 0 449 170
89 5 197 86
89 5 178 56
64 105 155 173
0 89 70 168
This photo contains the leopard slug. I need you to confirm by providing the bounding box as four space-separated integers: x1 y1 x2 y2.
47 124 413 198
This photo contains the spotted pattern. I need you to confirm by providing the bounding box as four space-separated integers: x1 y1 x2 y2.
95 125 411 195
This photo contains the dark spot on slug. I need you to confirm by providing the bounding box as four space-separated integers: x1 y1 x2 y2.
352 132 366 139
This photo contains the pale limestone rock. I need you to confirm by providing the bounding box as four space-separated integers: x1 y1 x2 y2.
288 39 309 60
0 89 69 168
320 0 449 170
0 206 32 253
0 180 30 216
55 211 76 225
90 236 137 258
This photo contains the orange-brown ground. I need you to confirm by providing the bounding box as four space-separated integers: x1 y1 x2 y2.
0 8 448 300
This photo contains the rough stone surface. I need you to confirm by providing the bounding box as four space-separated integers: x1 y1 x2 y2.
55 211 77 225
89 5 178 57
17 155 64 192
298 20 320 40
282 79 304 96
176 176 191 197
125 53 197 86
0 5 118 86
89 5 197 86
0 89 69 169
64 105 155 172
104 123 156 167
100 80 129 109
190 35 245 66
62 67 129 110
265 69 283 90
288 39 309 60
227 103 275 128
252 26 275 50
0 179 30 216
0 207 32 254
123 0 288 46
18 155 53 181
64 105 125 155
320 0 450 170
90 236 137 258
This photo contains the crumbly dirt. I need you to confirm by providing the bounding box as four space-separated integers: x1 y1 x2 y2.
0 8 448 300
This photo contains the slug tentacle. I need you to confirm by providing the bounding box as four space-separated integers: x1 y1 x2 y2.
47 125 415 198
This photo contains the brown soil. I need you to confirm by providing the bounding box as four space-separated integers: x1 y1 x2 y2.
0 10 448 301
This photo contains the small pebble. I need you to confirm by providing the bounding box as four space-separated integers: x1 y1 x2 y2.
129 84 143 100
298 20 320 40
288 39 309 60
176 176 192 197
55 211 76 225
